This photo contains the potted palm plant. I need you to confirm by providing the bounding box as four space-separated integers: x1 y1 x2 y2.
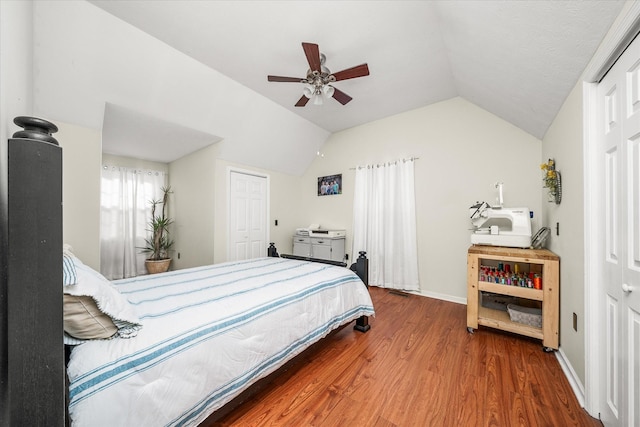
142 185 174 274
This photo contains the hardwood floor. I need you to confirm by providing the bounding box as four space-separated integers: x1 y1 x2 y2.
206 286 601 426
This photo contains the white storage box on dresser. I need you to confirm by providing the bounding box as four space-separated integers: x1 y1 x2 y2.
293 230 345 262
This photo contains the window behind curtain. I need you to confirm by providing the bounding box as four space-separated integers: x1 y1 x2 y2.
100 165 167 280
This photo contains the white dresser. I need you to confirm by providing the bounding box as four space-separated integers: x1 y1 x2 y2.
293 234 345 262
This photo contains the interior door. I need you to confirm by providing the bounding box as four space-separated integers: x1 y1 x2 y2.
228 170 267 261
597 33 640 427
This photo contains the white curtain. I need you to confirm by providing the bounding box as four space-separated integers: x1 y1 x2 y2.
352 159 419 291
100 166 167 280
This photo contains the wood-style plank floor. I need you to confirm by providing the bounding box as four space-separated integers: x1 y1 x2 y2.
206 286 601 426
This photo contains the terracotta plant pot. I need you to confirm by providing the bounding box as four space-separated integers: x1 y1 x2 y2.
145 259 171 274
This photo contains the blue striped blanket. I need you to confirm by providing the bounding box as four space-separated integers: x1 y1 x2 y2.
67 257 374 426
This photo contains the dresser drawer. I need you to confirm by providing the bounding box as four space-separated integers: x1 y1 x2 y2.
311 237 331 246
293 236 310 244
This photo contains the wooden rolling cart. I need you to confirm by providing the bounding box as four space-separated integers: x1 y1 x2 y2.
466 245 560 351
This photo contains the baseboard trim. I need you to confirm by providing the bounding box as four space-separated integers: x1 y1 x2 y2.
555 347 586 408
409 289 466 305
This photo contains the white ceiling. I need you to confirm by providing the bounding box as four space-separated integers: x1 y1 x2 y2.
89 0 625 146
102 103 222 163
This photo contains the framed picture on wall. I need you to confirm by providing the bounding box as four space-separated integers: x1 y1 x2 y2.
317 174 342 196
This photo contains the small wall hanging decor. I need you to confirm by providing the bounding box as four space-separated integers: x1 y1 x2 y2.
318 174 342 196
540 159 562 204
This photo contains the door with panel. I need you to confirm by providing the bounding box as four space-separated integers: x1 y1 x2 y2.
228 171 267 261
597 33 640 427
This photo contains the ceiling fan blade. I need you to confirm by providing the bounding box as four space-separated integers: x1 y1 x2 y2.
332 88 353 105
295 95 310 107
332 63 370 81
268 75 304 82
302 42 321 72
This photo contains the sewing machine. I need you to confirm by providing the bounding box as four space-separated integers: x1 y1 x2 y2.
469 201 532 248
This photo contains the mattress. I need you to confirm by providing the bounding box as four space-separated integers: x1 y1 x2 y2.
67 257 374 426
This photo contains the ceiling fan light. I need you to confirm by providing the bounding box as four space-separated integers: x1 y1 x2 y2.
312 94 323 106
302 85 313 98
323 85 335 97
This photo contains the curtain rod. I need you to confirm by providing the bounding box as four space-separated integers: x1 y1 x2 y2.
349 157 419 170
102 164 168 175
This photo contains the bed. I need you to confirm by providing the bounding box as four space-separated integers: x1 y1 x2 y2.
64 250 374 426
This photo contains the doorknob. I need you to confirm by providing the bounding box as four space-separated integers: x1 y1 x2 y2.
622 283 634 293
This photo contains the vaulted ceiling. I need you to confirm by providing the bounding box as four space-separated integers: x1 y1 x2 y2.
89 0 624 140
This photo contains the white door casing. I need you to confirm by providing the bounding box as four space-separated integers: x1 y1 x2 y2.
228 169 268 262
622 36 640 427
595 32 640 427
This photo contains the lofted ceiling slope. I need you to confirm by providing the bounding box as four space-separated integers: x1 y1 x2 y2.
89 0 625 140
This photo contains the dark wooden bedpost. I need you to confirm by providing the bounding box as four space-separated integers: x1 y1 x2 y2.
353 251 371 333
267 242 279 257
1 117 65 426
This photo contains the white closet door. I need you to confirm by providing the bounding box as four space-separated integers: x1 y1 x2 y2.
596 33 640 427
228 170 268 261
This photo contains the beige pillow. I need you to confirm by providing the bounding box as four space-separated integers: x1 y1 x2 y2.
63 294 118 340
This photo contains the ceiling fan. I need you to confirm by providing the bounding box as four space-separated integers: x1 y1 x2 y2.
267 42 370 107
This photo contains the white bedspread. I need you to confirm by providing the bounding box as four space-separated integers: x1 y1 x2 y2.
67 257 374 426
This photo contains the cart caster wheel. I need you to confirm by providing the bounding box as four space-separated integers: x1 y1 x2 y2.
467 327 474 334
543 346 554 353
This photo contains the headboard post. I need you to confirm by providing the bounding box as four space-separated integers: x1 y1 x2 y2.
1 117 65 425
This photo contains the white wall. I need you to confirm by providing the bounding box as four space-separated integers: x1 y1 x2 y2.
1 1 33 143
0 3 33 421
168 144 219 270
0 3 103 272
57 121 102 270
541 82 586 385
297 97 543 301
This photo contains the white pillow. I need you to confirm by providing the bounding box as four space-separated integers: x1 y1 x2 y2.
63 255 142 344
